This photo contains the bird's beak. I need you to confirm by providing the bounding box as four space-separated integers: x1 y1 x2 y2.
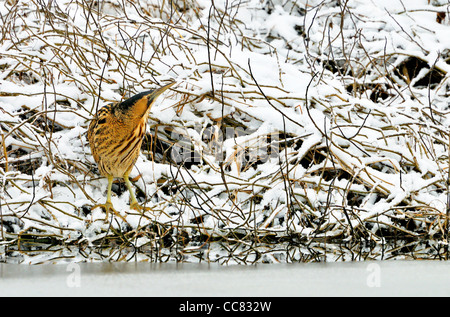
148 81 176 102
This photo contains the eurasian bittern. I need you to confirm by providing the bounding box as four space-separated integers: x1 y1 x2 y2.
88 82 175 219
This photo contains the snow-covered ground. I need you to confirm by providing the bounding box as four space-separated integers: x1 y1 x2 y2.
1 0 450 263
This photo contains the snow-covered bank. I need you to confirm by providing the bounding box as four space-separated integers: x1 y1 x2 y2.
1 0 450 263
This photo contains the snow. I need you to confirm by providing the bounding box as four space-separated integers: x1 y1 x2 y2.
1 0 450 263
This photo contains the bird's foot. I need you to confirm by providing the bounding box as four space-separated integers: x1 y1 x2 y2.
130 201 152 212
92 202 127 222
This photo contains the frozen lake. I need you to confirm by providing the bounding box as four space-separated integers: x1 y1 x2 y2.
1 260 449 296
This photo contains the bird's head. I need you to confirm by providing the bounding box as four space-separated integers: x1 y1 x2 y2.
116 81 176 119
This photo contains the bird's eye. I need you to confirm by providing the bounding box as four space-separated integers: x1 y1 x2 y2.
98 118 107 125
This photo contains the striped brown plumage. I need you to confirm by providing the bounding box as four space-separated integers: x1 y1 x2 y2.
88 82 175 218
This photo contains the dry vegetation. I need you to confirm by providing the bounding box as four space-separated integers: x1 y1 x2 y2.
1 0 450 263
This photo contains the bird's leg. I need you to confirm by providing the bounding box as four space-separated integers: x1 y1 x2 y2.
104 175 114 215
124 173 151 212
92 175 127 222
